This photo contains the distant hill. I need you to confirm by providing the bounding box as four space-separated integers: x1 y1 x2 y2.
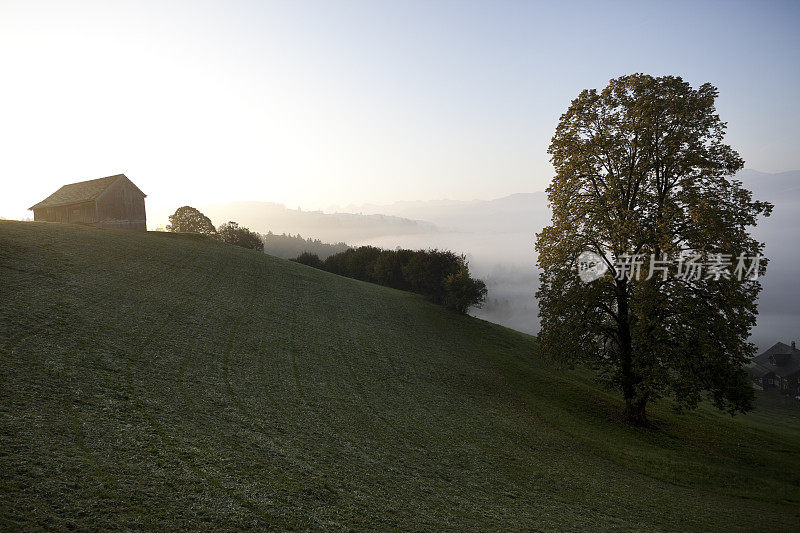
737 169 800 203
1 221 798 530
198 201 437 243
337 192 550 233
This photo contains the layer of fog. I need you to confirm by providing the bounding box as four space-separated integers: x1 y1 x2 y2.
352 170 800 352
347 194 549 336
738 170 800 351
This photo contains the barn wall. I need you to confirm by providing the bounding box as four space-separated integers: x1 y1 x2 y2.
33 202 97 224
95 178 147 231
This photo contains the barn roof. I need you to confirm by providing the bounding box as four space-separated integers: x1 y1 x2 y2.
29 174 145 210
748 364 773 378
753 342 800 378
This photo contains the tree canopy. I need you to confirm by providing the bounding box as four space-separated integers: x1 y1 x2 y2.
535 74 772 425
293 247 487 314
166 206 216 236
217 221 264 251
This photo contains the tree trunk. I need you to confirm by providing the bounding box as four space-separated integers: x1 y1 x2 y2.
623 396 648 426
616 279 648 426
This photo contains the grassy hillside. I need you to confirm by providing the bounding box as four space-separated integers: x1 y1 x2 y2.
1 221 798 531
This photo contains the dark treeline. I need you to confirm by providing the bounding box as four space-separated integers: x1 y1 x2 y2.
262 231 349 260
293 247 487 313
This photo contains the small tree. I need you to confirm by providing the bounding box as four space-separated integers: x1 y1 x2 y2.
217 221 264 251
444 265 487 313
535 74 772 425
166 206 216 236
402 249 462 305
292 252 324 269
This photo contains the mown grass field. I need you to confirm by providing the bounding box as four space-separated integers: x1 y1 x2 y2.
1 220 799 531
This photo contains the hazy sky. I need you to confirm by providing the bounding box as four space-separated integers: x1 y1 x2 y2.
1 0 799 221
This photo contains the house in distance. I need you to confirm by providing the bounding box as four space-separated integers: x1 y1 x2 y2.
29 174 146 231
749 341 800 397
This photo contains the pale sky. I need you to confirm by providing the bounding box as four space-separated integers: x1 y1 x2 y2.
1 0 799 223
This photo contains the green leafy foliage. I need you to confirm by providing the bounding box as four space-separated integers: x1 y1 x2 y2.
444 266 488 314
536 74 773 424
292 251 324 269
293 247 486 313
166 206 216 236
216 221 264 251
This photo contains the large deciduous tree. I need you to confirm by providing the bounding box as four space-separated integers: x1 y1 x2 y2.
166 206 216 236
535 74 772 425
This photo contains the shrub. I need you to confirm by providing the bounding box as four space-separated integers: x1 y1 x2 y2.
443 266 488 313
292 252 324 269
217 221 264 251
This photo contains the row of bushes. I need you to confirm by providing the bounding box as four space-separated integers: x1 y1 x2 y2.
293 247 487 313
167 206 263 251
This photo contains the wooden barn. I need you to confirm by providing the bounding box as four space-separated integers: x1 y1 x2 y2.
29 174 147 231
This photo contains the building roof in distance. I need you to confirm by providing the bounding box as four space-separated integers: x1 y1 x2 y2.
753 342 800 378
